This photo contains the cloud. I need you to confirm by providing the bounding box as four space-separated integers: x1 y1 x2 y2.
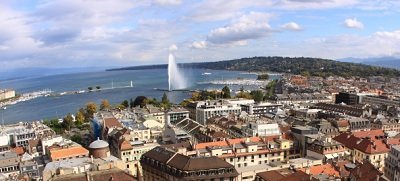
206 12 272 44
169 44 178 51
344 18 364 29
190 41 207 49
153 0 182 6
281 22 302 31
276 0 359 10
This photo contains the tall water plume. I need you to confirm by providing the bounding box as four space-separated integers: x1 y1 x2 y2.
168 53 187 91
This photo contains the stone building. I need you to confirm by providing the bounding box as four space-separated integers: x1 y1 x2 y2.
140 146 239 181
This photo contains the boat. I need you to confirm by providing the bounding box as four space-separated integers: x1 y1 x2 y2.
201 72 212 75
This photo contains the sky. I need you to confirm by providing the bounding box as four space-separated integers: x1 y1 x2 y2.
0 0 400 70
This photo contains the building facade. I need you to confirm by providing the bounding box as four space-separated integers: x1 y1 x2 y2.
140 146 239 181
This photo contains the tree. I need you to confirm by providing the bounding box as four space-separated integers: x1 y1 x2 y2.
161 92 171 109
133 96 148 108
236 91 252 99
62 113 74 131
257 74 269 80
251 90 264 103
162 92 169 105
96 86 101 90
100 99 111 111
121 100 129 109
88 87 93 92
85 102 97 120
222 86 231 99
70 134 83 145
75 111 85 125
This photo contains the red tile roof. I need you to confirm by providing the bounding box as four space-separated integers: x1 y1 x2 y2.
104 118 123 129
195 140 228 149
120 140 133 151
333 133 360 150
50 146 89 161
257 170 285 181
300 163 340 177
352 129 385 140
227 137 263 145
337 120 349 127
353 139 389 154
11 146 25 155
334 132 390 154
350 161 383 181
385 138 400 145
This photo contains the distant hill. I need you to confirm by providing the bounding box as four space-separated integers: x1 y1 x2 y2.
0 67 109 81
108 56 400 78
338 57 400 69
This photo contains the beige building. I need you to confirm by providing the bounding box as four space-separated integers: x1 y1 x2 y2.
0 152 20 178
334 131 390 172
188 135 301 180
0 89 15 101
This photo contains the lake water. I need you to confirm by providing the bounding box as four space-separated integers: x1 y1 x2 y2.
0 68 276 123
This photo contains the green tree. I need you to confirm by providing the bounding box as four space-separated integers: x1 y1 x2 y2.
161 92 171 109
70 134 83 145
85 102 97 120
62 113 74 131
251 90 264 103
222 86 231 99
100 99 111 111
133 96 148 108
121 100 129 109
257 74 269 80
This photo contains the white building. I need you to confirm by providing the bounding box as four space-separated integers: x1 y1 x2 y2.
244 121 281 137
196 100 241 125
0 124 36 147
240 102 283 117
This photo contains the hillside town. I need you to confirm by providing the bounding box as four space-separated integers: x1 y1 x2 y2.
1 74 400 181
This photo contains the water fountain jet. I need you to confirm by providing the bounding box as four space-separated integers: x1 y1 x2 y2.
168 53 187 91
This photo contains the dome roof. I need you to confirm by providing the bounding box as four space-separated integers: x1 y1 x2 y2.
89 139 109 149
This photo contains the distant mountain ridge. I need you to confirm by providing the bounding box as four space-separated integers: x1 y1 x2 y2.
0 67 109 82
338 57 400 69
109 56 400 77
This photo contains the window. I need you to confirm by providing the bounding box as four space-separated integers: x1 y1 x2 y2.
127 164 130 168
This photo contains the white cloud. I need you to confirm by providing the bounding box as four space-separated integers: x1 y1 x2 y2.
344 18 364 29
169 44 178 51
153 0 182 6
375 30 400 39
281 22 302 31
276 0 359 10
206 12 272 44
190 41 207 49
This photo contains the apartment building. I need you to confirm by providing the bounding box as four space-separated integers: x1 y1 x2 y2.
196 100 241 125
334 131 390 171
140 146 239 181
240 102 282 117
0 152 20 178
384 145 400 181
306 136 348 162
